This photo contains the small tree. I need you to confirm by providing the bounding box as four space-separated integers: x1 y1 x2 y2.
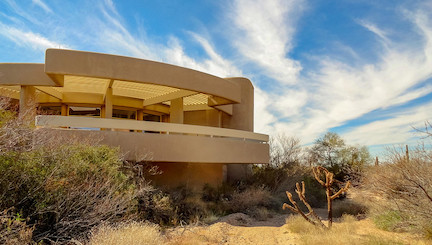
307 132 371 180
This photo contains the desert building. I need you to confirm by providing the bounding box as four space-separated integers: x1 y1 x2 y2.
0 49 269 188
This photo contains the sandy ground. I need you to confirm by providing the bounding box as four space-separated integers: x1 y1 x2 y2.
165 213 299 245
164 211 430 245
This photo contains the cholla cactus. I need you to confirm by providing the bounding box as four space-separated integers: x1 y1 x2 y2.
283 166 350 229
283 181 326 228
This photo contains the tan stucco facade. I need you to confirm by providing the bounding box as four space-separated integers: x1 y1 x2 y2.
0 49 269 188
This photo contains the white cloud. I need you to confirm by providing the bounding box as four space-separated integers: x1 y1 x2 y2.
342 102 432 146
357 19 390 44
253 10 432 145
90 1 242 78
254 87 278 133
32 0 52 14
163 37 241 77
230 0 304 84
0 23 69 50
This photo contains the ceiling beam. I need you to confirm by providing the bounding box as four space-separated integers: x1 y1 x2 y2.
103 79 114 101
35 86 63 100
214 104 233 115
144 104 170 114
183 104 212 111
143 90 198 106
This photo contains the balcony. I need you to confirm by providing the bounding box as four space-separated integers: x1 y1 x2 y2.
35 115 269 164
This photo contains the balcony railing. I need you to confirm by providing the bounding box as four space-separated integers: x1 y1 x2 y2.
35 115 269 143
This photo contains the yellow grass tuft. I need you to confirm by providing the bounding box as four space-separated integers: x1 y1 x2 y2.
89 222 165 245
285 214 426 245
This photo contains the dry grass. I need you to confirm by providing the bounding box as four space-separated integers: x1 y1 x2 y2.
227 187 272 212
89 222 165 245
0 210 34 245
285 214 428 245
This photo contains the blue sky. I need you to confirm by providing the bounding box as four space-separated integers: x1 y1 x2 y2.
1 0 432 157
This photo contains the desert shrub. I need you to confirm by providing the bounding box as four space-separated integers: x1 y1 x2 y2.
136 184 176 226
0 102 145 243
226 186 272 213
89 221 164 245
0 144 137 243
364 145 432 236
332 199 367 218
137 185 218 226
0 209 34 245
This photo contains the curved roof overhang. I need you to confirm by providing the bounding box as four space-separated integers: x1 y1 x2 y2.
44 49 241 104
0 49 244 115
0 63 58 86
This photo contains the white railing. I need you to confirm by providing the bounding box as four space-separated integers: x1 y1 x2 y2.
35 115 269 142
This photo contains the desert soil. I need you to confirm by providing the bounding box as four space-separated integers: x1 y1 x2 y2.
165 212 299 244
164 211 428 245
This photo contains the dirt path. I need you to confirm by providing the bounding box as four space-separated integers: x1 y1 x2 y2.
166 215 299 245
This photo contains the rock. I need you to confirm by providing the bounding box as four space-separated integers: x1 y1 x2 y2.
215 213 253 226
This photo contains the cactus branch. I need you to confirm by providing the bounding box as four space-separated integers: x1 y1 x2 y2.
284 166 351 229
283 183 327 229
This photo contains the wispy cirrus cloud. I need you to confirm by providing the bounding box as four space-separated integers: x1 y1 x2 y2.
230 0 304 85
89 0 242 78
357 19 390 44
341 101 432 146
32 0 53 14
1 0 241 78
0 23 69 50
270 9 432 144
227 0 432 148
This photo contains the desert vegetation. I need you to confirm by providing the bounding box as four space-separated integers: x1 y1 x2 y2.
0 97 431 244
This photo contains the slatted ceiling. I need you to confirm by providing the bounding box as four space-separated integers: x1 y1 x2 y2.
1 76 214 109
184 93 208 105
161 93 208 106
114 80 178 96
63 75 109 94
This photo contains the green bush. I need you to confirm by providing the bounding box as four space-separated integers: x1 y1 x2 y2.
0 144 136 243
372 210 403 232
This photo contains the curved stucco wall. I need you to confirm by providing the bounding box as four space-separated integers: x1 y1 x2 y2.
44 49 241 103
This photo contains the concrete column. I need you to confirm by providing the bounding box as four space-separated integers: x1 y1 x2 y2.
104 87 113 119
136 110 144 121
222 78 255 183
136 109 144 132
19 85 36 119
100 106 105 118
61 104 68 116
170 97 183 124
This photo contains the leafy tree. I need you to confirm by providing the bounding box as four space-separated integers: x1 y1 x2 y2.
307 132 371 180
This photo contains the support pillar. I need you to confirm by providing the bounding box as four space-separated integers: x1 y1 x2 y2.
61 104 68 116
137 110 144 121
104 87 113 119
170 97 184 124
19 85 36 119
136 109 144 132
